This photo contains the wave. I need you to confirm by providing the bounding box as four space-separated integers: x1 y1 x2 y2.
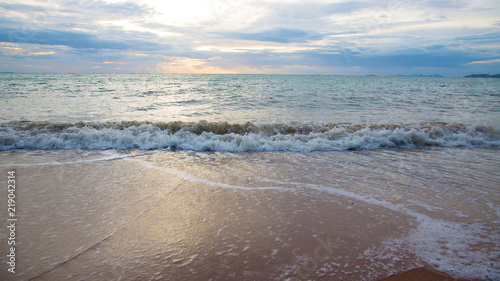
1 121 499 151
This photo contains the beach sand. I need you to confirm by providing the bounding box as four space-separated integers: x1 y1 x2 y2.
0 149 498 280
377 267 472 281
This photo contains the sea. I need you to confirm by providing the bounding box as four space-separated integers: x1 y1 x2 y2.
0 74 499 280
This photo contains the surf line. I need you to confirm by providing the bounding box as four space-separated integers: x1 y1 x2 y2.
0 151 154 167
125 157 290 192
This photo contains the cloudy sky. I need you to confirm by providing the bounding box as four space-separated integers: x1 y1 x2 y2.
0 0 499 75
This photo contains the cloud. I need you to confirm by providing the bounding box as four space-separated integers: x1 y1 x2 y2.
254 1 372 27
0 0 499 75
226 28 321 43
324 1 371 14
358 52 471 68
157 57 242 74
58 0 154 19
29 51 55 55
0 3 48 12
455 32 500 43
0 26 168 51
468 59 500 64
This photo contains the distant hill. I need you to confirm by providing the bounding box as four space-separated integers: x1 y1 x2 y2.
464 74 500 78
388 74 444 77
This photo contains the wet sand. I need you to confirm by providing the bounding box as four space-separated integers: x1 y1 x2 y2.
0 149 498 280
377 267 473 281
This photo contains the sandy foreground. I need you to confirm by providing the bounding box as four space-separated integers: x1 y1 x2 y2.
377 267 471 281
0 149 497 280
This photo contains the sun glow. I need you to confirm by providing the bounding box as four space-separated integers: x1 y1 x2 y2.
158 57 238 74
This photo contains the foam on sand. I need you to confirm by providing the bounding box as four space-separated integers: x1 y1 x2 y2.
0 148 497 280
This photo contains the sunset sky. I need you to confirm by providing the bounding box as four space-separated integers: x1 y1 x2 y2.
0 0 499 75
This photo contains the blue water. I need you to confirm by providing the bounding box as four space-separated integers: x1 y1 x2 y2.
0 74 499 150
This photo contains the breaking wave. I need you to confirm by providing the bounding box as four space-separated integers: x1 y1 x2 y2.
1 121 499 151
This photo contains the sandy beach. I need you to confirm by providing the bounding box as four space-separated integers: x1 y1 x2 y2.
377 267 473 281
0 148 498 280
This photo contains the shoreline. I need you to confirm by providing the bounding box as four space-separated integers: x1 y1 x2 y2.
0 149 498 280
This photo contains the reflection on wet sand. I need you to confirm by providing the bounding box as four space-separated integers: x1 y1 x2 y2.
0 148 498 280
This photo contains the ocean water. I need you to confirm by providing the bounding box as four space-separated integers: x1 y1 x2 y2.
0 73 499 151
0 74 499 280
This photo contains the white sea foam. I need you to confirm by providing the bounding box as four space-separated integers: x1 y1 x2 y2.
126 157 289 191
288 182 499 280
0 151 150 167
1 121 498 151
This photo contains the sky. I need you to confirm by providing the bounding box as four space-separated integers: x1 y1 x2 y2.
0 0 499 76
